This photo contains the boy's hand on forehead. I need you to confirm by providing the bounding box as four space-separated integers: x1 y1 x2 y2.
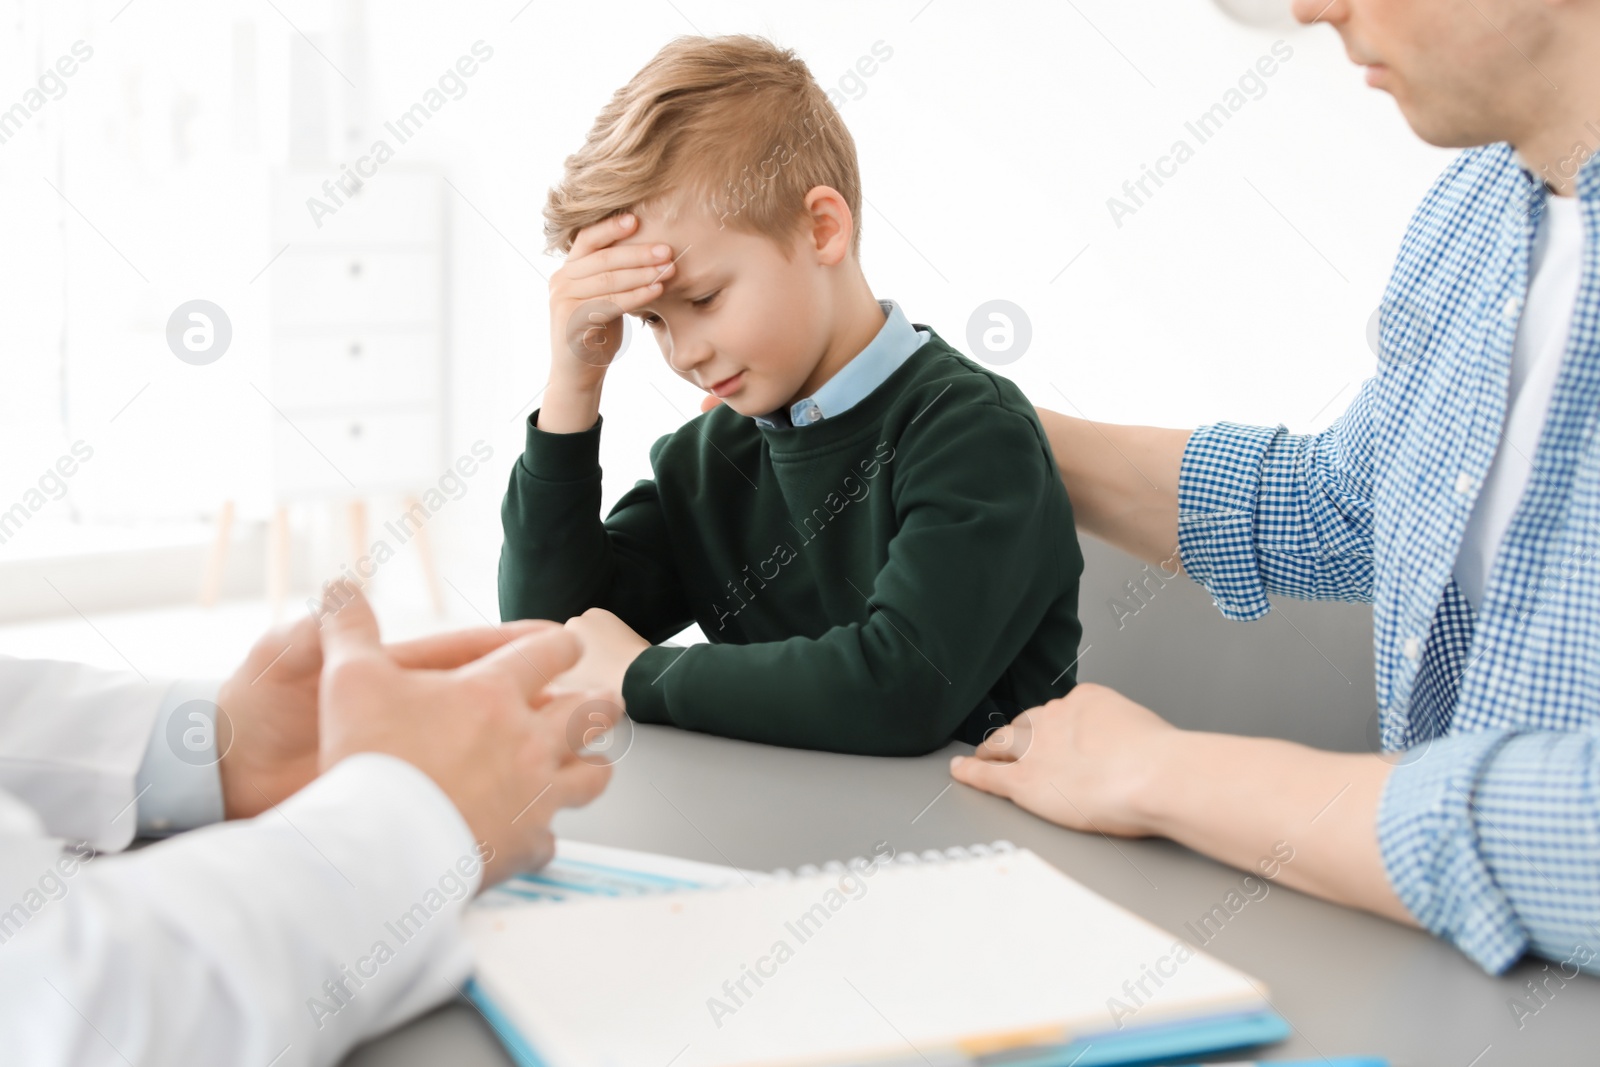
548 212 677 387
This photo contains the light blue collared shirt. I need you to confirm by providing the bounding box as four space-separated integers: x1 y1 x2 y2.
1178 143 1600 976
752 299 929 429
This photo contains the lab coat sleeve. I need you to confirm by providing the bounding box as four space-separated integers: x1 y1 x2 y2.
0 752 485 1067
0 655 210 851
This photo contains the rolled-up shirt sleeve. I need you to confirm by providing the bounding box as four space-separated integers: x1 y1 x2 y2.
1378 729 1600 975
1176 421 1281 621
1177 376 1382 621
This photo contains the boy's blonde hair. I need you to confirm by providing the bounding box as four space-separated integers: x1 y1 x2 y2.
544 35 862 261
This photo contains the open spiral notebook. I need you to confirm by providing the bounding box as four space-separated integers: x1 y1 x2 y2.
464 839 1288 1067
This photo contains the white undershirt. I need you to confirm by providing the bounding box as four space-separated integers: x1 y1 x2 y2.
1452 192 1586 609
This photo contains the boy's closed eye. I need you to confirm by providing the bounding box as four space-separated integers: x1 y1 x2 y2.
637 289 721 327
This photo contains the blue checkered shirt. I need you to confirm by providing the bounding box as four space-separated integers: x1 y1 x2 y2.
1176 142 1600 975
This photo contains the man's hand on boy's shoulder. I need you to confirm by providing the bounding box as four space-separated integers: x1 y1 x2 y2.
540 212 679 435
549 607 652 697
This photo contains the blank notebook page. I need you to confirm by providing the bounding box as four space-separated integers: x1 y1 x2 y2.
465 847 1269 1067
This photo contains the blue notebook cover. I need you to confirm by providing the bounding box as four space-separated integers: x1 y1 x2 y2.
464 977 1287 1067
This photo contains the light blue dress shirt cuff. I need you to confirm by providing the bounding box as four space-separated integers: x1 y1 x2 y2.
134 678 226 837
1377 728 1600 975
1176 420 1284 622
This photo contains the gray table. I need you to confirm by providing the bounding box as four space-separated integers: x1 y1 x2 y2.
347 538 1599 1063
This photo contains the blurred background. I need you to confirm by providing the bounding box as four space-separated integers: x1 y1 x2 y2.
0 0 1447 740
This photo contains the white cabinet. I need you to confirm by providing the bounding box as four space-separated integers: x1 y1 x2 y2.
268 167 446 498
234 166 448 615
269 409 443 497
271 251 442 330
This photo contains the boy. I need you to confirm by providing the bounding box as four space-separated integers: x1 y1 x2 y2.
499 34 1083 757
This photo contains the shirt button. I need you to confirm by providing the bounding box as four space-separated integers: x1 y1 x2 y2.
1502 295 1521 321
1454 471 1474 495
1402 636 1423 661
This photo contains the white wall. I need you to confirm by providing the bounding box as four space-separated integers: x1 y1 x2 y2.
0 0 1454 619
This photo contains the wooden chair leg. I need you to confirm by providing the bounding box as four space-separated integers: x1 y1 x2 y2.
198 500 235 607
404 494 446 617
267 505 290 620
347 499 369 587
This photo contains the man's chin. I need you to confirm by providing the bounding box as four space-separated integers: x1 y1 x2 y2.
1397 104 1502 153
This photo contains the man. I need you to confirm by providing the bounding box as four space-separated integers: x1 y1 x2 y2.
0 582 619 1065
949 0 1600 976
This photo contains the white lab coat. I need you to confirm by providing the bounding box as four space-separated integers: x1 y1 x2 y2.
0 657 483 1066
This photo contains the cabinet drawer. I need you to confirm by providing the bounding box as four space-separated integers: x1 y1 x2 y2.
272 169 442 246
270 333 439 409
272 409 442 496
273 251 440 329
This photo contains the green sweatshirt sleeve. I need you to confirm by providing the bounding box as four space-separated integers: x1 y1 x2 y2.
498 411 692 642
622 401 1074 756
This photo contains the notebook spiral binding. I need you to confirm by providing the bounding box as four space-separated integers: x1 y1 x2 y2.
481 840 1025 909
764 839 1016 881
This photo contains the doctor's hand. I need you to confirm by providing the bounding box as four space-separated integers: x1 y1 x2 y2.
317 582 619 887
947 683 1177 837
216 604 559 820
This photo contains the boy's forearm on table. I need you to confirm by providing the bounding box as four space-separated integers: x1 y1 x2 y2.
1134 728 1415 926
625 638 975 756
1035 408 1191 573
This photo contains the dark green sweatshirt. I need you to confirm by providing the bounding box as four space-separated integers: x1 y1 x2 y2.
498 327 1084 756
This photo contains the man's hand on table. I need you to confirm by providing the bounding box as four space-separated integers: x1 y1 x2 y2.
950 681 1414 924
949 683 1176 837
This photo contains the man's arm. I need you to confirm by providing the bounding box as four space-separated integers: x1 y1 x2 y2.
0 755 487 1067
0 593 619 1064
0 613 571 846
1039 371 1386 619
951 682 1600 976
1376 728 1600 974
0 657 186 850
951 386 1416 922
947 683 1412 922
1033 408 1191 572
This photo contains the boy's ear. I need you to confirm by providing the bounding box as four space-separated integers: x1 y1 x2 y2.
802 185 855 266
